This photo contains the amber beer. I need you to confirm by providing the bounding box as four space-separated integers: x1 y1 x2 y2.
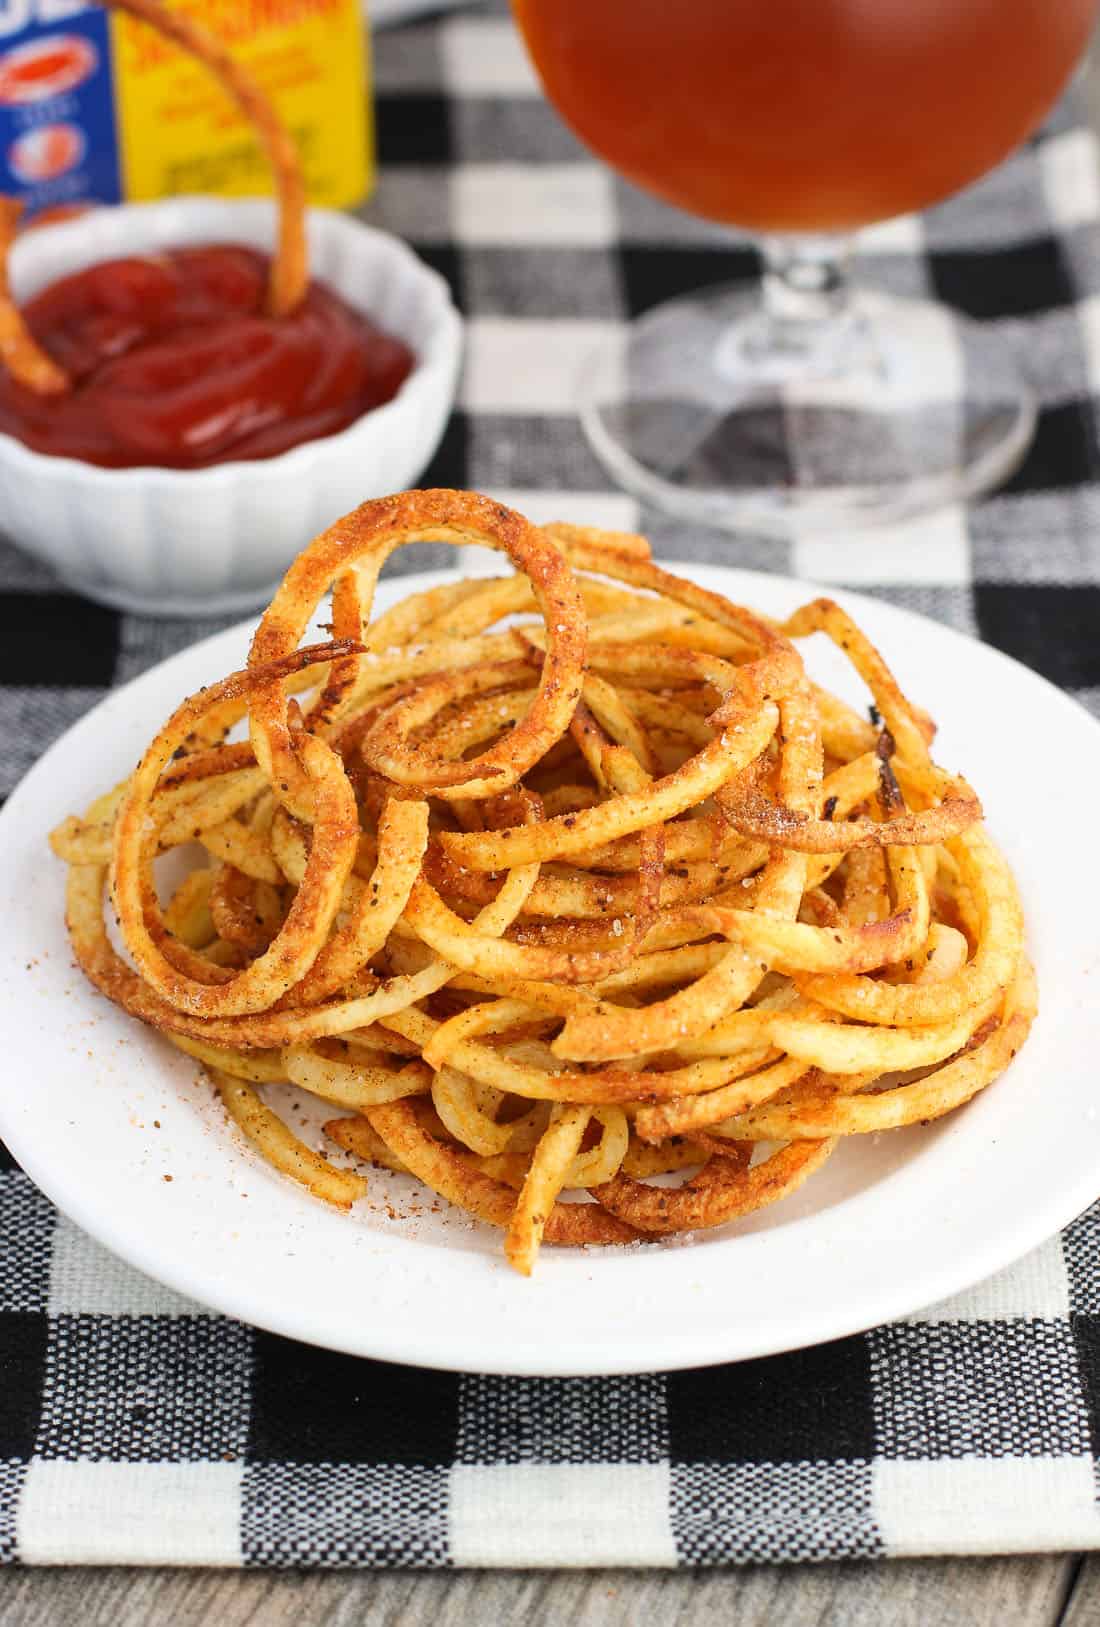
513 0 1098 231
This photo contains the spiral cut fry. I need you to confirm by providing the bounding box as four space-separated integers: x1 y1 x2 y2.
0 0 308 395
50 488 1034 1275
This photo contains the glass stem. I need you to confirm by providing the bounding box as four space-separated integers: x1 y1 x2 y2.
724 233 862 381
760 234 854 327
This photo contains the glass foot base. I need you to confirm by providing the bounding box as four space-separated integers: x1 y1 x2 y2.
579 283 1035 537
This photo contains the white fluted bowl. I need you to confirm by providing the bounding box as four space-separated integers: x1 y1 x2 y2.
0 198 462 616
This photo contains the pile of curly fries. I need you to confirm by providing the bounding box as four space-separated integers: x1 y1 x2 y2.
51 489 1033 1275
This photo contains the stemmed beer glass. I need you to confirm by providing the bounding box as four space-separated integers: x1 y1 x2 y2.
513 0 1098 535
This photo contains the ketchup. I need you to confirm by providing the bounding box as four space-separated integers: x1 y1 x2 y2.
0 244 415 468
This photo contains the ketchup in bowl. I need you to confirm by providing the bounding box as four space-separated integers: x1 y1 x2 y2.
0 243 415 468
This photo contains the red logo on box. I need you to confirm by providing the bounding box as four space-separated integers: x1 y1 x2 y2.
8 122 86 182
0 36 98 106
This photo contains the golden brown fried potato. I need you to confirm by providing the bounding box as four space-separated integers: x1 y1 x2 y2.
50 490 1033 1275
0 0 309 400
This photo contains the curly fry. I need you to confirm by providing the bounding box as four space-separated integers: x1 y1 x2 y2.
0 0 307 396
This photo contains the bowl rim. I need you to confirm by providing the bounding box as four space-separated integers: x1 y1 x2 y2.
0 196 463 487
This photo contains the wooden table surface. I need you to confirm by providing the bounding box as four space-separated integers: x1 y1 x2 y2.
5 29 1100 1627
1 1553 1098 1625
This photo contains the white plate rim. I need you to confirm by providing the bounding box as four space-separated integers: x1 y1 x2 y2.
1 562 1099 1375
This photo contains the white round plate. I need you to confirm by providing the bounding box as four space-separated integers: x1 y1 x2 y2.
1 565 1098 1375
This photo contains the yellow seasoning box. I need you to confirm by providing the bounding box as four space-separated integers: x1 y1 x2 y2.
0 0 373 219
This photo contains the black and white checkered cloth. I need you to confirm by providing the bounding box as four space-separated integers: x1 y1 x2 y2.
1 2 1100 1569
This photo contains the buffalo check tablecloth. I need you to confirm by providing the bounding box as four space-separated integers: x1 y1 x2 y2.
1 0 1100 1570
